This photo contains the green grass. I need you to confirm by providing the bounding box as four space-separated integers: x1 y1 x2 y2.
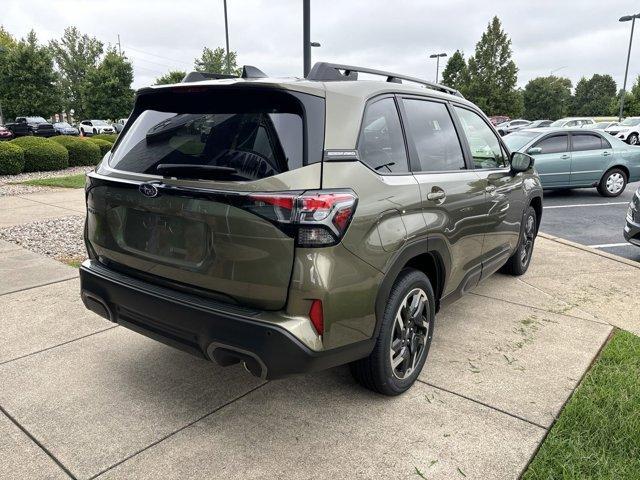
19 173 86 189
523 330 640 479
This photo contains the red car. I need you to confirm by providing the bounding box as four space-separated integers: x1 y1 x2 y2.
489 115 510 126
0 125 14 140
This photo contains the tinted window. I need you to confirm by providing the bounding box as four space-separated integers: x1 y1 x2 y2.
358 98 409 173
535 135 568 154
109 89 320 181
402 99 465 171
454 107 508 168
601 136 612 149
572 133 603 151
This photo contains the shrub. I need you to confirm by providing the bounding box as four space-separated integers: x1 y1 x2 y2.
87 138 113 156
93 133 118 143
11 136 69 172
52 136 101 166
0 142 26 175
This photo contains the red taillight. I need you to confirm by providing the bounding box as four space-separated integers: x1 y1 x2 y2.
244 190 357 247
309 299 324 335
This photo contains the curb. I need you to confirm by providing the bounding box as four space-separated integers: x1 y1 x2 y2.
538 232 640 269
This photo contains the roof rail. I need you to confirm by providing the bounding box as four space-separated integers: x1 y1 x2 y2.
182 65 268 83
306 62 463 97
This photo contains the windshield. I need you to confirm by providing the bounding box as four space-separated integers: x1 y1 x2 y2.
55 122 71 128
92 120 108 126
592 122 611 129
549 120 566 127
108 88 321 182
620 118 640 126
503 131 540 152
26 116 47 123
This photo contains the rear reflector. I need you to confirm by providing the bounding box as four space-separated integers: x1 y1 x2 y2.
309 299 324 335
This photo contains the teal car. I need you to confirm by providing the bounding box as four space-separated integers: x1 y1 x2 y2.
504 128 640 197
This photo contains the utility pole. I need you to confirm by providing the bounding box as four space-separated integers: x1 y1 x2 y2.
429 52 447 83
223 0 231 74
117 34 122 56
303 0 311 77
618 13 639 121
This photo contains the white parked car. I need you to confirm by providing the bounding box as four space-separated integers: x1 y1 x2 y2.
79 120 115 136
605 117 640 146
548 117 596 128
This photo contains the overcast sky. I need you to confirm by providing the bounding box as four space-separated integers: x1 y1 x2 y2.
2 0 638 90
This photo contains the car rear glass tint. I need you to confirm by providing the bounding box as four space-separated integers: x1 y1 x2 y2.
572 133 603 151
110 88 323 181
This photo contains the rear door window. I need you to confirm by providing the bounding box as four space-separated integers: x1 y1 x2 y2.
402 98 465 171
571 133 604 151
357 97 409 174
110 88 323 181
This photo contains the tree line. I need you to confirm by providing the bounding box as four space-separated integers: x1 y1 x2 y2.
0 25 240 123
441 16 640 120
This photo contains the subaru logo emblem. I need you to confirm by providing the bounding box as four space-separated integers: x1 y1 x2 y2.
139 183 159 198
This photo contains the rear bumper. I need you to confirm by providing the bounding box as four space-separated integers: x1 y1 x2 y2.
79 260 373 379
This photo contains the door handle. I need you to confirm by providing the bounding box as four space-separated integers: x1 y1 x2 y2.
427 190 446 201
602 151 611 156
485 185 496 193
561 154 570 159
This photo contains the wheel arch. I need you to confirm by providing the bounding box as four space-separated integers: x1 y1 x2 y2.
374 238 449 339
604 165 630 181
529 195 543 233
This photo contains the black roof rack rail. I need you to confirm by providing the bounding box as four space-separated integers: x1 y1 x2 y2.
306 62 463 97
181 65 268 83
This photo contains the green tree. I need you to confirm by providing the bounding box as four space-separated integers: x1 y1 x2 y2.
155 70 186 85
85 48 134 119
523 76 572 120
629 76 640 116
0 25 16 50
441 50 468 94
49 27 104 120
571 74 617 116
610 75 640 117
0 31 60 120
194 47 240 75
465 16 522 117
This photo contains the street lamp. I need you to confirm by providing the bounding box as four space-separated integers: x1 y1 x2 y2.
223 0 231 74
429 52 447 83
618 13 640 121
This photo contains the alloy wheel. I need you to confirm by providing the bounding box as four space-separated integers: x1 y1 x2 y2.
520 213 535 266
629 135 639 146
606 173 625 195
389 288 430 380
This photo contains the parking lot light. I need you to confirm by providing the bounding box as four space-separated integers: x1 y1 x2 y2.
429 52 447 83
618 13 640 121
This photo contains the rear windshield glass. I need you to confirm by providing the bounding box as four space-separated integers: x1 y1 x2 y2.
110 88 320 181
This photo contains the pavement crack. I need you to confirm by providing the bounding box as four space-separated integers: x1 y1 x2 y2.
0 276 78 297
0 405 78 480
417 379 548 430
87 381 268 480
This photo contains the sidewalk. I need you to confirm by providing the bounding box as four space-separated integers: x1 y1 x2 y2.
0 212 638 478
0 189 85 227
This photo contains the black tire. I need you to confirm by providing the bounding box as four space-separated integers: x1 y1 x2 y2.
350 269 435 396
501 205 537 276
627 133 639 146
93 128 97 135
597 168 627 197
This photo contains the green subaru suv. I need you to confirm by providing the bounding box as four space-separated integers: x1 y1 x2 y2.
80 63 543 395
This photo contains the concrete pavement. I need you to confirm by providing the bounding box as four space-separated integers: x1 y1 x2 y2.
2 234 636 479
0 189 85 227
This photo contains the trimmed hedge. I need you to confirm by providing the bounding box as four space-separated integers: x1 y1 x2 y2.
11 137 69 172
93 133 118 143
52 136 101 166
0 142 26 175
87 138 113 156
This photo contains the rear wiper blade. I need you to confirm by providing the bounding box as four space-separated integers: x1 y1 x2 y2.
156 164 238 179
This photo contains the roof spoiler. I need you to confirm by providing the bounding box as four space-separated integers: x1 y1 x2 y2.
181 65 268 83
306 62 463 98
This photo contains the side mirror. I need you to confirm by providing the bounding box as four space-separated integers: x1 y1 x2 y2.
526 147 542 155
511 151 535 173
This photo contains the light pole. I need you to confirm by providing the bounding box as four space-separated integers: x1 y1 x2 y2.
223 0 231 74
618 13 639 121
429 53 447 83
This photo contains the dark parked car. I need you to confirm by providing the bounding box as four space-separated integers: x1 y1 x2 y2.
528 120 552 129
53 122 79 136
80 63 543 395
6 116 56 137
0 125 13 140
624 186 640 247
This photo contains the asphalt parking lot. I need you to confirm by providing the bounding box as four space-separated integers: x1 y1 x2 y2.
540 180 640 263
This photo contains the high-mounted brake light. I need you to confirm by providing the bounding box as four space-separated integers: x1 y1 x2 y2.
245 190 357 247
